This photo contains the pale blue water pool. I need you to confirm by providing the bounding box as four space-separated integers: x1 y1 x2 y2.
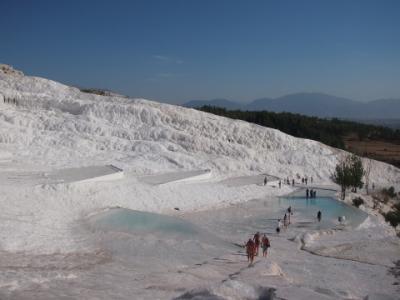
87 196 367 261
180 195 369 242
88 208 236 251
276 196 368 228
91 208 200 235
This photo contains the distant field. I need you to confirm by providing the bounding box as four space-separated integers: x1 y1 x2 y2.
344 137 400 168
350 118 400 129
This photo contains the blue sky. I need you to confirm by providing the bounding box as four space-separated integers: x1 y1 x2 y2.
1 0 399 104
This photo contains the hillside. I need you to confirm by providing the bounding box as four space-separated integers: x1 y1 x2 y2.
1 69 399 185
183 93 400 120
1 65 400 299
196 106 400 167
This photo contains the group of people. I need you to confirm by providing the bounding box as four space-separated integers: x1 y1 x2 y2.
278 205 322 225
245 232 270 265
301 176 313 184
306 188 317 198
244 205 323 265
3 97 18 105
283 175 314 187
245 176 324 265
278 179 291 188
283 177 295 186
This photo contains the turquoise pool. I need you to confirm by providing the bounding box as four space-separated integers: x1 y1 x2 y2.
88 208 236 250
276 196 368 227
90 208 200 235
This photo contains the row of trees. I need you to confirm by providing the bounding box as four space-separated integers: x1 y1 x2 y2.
197 106 400 151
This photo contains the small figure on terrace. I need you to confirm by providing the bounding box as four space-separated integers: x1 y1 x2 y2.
317 210 322 222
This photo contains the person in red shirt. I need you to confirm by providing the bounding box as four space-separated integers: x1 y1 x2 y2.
245 238 256 264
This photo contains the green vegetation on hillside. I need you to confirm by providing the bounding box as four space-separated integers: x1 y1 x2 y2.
197 106 400 151
80 88 111 96
333 154 364 199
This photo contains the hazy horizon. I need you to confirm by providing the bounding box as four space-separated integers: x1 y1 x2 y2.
177 92 400 105
1 0 399 104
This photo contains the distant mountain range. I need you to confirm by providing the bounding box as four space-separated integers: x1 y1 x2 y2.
183 93 400 120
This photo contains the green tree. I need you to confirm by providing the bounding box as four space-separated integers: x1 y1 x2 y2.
333 157 352 199
333 154 364 199
349 154 364 193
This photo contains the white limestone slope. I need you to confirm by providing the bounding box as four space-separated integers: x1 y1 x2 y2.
0 66 399 253
1 65 400 300
0 67 398 185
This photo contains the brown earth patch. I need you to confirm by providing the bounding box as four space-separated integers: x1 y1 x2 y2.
344 136 400 168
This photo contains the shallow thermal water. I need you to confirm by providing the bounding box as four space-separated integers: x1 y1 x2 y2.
0 197 383 300
90 208 203 236
276 196 368 228
184 195 368 243
88 207 236 254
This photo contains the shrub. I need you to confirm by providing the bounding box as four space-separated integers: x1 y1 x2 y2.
385 211 400 227
382 186 396 198
388 186 396 197
383 195 389 204
80 88 110 96
352 197 364 208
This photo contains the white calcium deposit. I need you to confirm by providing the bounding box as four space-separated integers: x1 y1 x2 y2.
0 65 399 300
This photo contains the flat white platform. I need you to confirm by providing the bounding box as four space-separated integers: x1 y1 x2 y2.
48 165 124 184
220 174 278 187
139 169 211 185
